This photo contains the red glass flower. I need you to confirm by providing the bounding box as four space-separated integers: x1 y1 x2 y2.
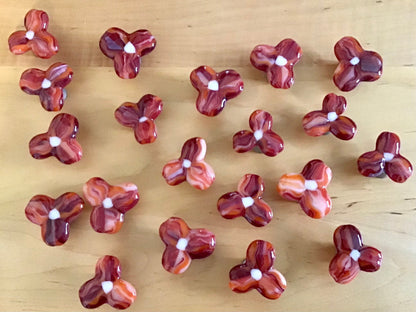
302 93 357 140
99 27 156 79
79 255 136 309
333 36 383 91
233 110 284 157
20 62 73 111
83 177 139 234
29 113 82 164
357 132 413 183
114 94 163 144
329 224 382 284
250 39 302 89
217 174 272 227
162 137 215 190
25 192 84 246
190 65 244 116
277 159 332 219
8 9 58 58
229 240 286 300
159 217 216 274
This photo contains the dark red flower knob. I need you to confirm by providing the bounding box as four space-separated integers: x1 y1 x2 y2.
8 9 59 58
159 217 216 274
329 225 382 284
277 159 332 219
29 113 82 164
302 93 357 140
333 36 383 91
162 137 215 190
99 27 156 79
217 174 273 227
83 177 139 234
357 132 412 183
25 192 84 246
20 62 73 111
79 255 137 309
229 240 286 300
233 110 284 157
190 65 244 116
250 39 302 89
114 94 163 144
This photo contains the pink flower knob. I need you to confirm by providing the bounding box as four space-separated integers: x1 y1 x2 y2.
20 62 73 111
114 94 163 144
333 36 383 91
357 131 413 183
83 177 139 234
217 174 273 227
99 27 156 79
79 255 137 309
29 113 82 164
233 110 284 157
190 65 244 116
159 217 216 274
302 93 357 140
25 192 84 246
329 225 382 284
229 240 286 300
8 9 59 58
162 137 215 190
250 38 302 89
277 159 332 219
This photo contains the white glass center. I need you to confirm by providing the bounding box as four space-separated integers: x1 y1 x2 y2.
139 116 148 123
349 249 361 261
182 159 192 168
41 78 52 89
207 80 219 91
241 197 254 208
48 208 60 220
327 112 338 122
250 268 262 281
101 281 113 294
253 130 263 141
350 57 360 65
275 55 288 66
123 41 136 54
49 136 61 147
25 30 35 40
304 180 318 191
102 197 113 209
383 153 394 162
176 238 188 251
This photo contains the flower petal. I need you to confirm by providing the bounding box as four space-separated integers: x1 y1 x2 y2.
322 93 347 115
250 44 277 72
357 150 384 178
29 133 52 160
113 52 141 79
41 219 69 246
238 174 264 198
161 245 191 274
48 113 79 140
329 251 360 284
277 173 305 202
217 192 245 219
159 217 190 247
99 27 128 59
358 246 382 272
385 155 413 183
107 183 139 214
275 38 302 64
137 94 163 120
162 159 186 186
246 240 275 271
245 199 273 227
186 228 216 259
129 29 156 56
217 69 244 100
28 31 58 59
24 9 49 31
39 87 64 111
333 224 363 252
115 102 140 128
95 255 122 281
46 62 73 88
134 119 157 144
334 36 363 62
375 131 400 155
79 277 107 309
107 279 136 309
8 30 30 55
20 68 44 94
180 137 207 162
233 130 256 153
302 111 331 137
249 110 273 132
54 139 83 164
90 206 124 234
54 192 84 222
333 62 360 92
257 131 284 157
267 64 293 89
195 89 224 116
229 265 257 292
190 65 217 90
83 177 111 206
300 189 332 218
25 194 53 225
186 161 215 190
301 159 332 188
330 116 357 140
257 270 287 299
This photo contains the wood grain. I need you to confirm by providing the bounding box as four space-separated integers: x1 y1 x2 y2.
0 0 415 311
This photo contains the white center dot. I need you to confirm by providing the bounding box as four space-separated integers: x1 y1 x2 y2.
304 180 318 191
102 197 113 209
25 30 35 40
241 197 254 208
253 130 263 141
49 136 61 147
123 41 136 54
41 78 52 89
182 159 192 168
139 116 148 123
383 153 394 162
250 268 263 281
350 57 360 65
349 249 361 261
327 112 338 122
48 208 60 220
207 80 219 91
101 281 113 294
275 55 288 66
176 238 188 251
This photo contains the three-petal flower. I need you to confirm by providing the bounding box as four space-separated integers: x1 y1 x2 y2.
159 217 216 274
79 255 137 309
8 9 59 58
114 94 163 144
190 65 244 116
333 36 383 91
20 62 73 111
229 240 287 300
302 93 357 140
162 137 215 190
29 113 82 164
329 224 382 284
83 177 139 234
250 38 302 89
25 192 84 246
99 27 156 79
277 159 332 218
233 110 284 157
357 131 412 183
217 174 273 227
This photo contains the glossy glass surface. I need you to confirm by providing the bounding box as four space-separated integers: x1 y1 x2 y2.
79 255 137 309
8 9 59 58
333 36 383 91
159 217 216 274
229 240 286 300
83 177 139 234
190 65 243 116
277 159 332 218
29 113 82 164
25 192 84 246
217 174 272 227
329 225 382 284
357 131 413 183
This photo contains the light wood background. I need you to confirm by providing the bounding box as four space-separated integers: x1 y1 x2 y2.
0 1 415 311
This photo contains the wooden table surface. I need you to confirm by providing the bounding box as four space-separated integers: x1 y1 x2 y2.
0 1 415 311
